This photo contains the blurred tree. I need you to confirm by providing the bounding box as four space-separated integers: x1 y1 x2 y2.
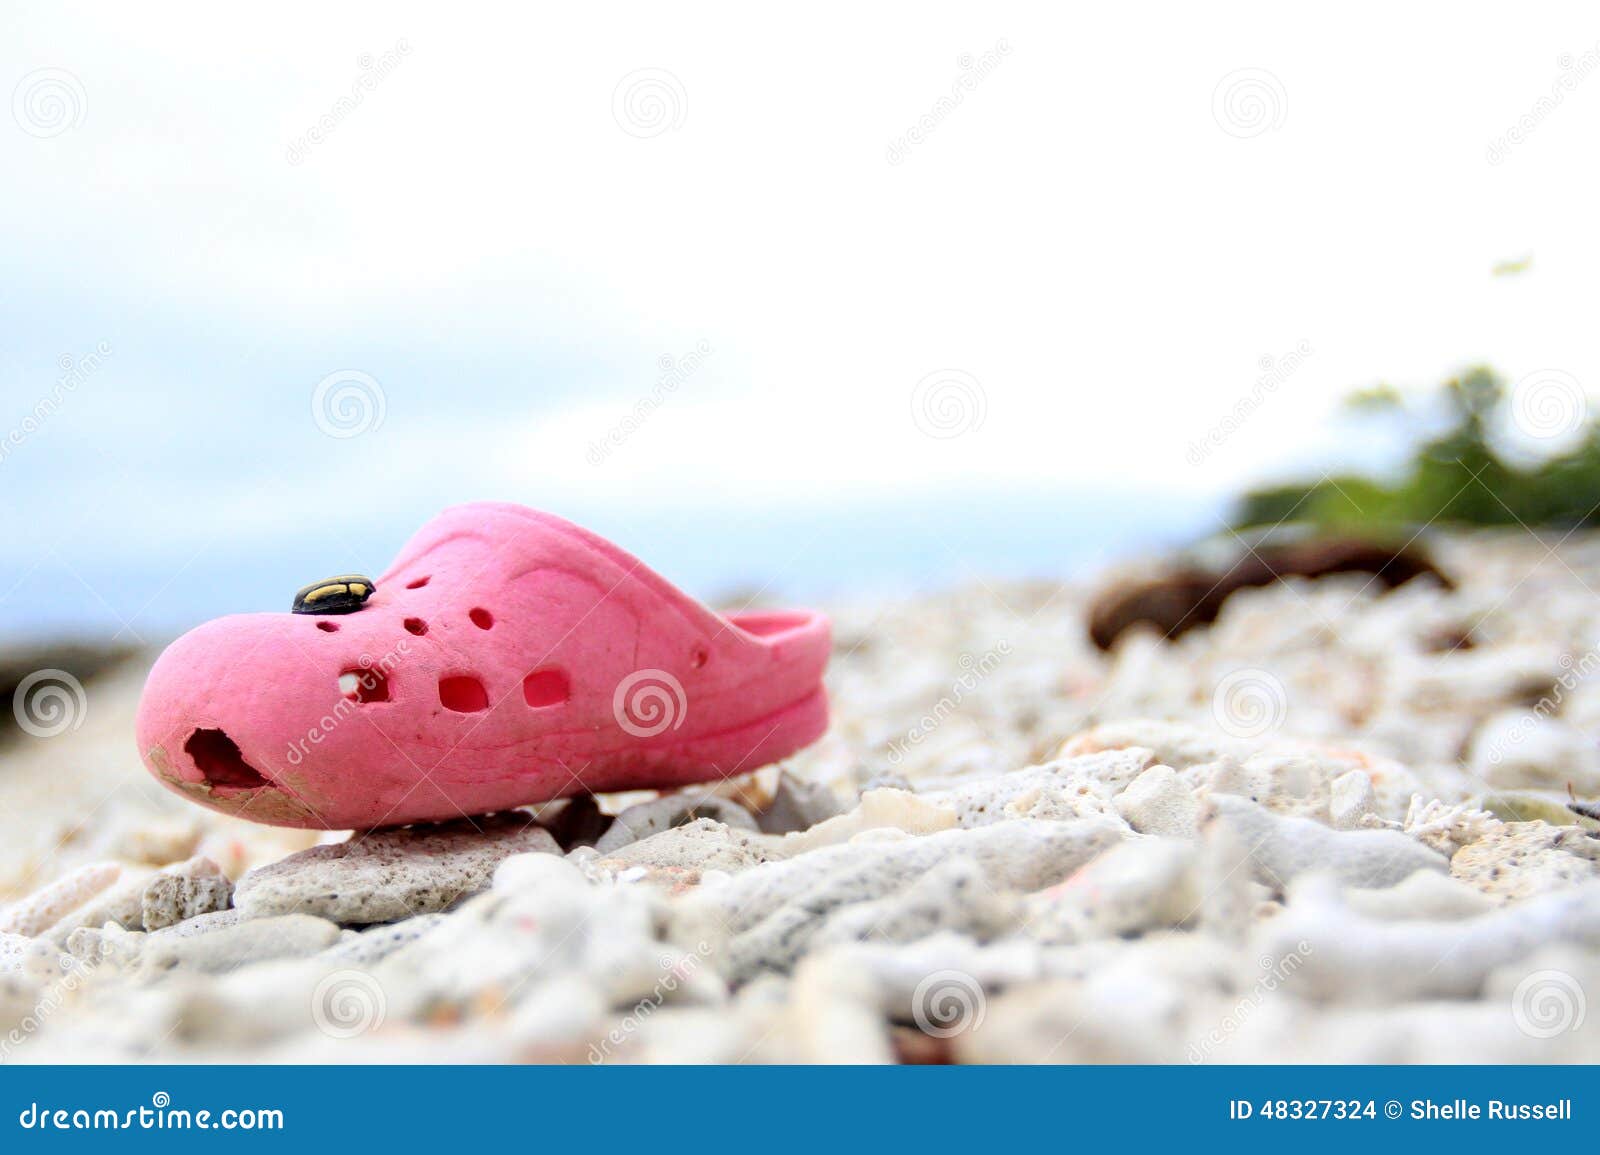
1232 366 1600 532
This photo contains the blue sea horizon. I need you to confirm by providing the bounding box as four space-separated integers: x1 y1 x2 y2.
0 486 1225 646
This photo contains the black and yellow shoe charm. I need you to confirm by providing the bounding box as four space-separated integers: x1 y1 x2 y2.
291 574 376 615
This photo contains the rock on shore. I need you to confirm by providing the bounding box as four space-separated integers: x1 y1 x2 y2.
2 530 1599 1062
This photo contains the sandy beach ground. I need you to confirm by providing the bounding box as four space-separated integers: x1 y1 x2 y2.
4 530 1600 1063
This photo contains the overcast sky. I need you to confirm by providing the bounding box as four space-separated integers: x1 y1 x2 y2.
3 3 1597 640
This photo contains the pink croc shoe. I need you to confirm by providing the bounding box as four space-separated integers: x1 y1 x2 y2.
135 503 831 829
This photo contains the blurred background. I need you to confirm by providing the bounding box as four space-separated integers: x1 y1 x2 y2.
3 2 1598 656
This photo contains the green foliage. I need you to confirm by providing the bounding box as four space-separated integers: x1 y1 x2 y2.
1232 367 1600 532
1341 383 1404 414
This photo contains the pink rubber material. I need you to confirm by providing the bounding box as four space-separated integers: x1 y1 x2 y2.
135 503 831 830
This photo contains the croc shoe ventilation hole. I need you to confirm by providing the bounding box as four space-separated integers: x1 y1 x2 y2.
469 607 494 629
439 675 489 712
184 728 269 789
404 618 427 635
522 668 571 707
339 667 390 704
406 576 430 589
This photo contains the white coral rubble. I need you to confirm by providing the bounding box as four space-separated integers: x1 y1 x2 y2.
3 530 1600 1061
